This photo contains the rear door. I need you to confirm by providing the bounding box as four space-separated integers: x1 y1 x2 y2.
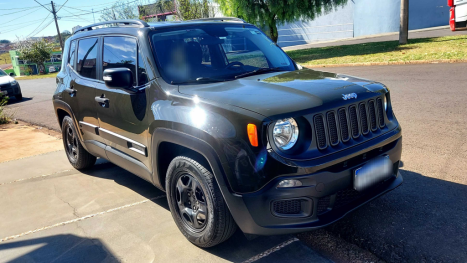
95 35 152 181
69 37 104 157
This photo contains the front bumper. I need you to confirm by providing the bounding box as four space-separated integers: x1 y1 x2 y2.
0 83 21 97
224 134 403 235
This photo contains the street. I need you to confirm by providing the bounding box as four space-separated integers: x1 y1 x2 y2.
3 62 467 262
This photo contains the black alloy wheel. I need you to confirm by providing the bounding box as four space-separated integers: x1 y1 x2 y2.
61 116 96 170
166 156 237 247
175 174 208 231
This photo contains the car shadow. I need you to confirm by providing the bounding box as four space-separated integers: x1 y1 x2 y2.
323 168 467 262
0 235 119 262
76 163 316 262
5 97 33 105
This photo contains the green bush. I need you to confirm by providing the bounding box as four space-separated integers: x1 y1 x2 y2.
0 95 11 124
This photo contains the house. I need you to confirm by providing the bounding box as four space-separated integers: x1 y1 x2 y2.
9 49 63 76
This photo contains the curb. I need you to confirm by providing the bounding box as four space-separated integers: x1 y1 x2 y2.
303 59 467 68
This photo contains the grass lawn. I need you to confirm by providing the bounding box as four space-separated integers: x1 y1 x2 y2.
286 35 467 66
0 52 12 65
16 72 58 80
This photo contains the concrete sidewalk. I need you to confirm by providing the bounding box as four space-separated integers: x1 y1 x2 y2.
0 147 330 262
283 26 467 51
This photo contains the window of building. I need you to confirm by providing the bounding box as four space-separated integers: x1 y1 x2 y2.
76 38 98 79
103 36 137 86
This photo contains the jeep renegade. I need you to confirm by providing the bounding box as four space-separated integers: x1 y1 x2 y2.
53 19 403 248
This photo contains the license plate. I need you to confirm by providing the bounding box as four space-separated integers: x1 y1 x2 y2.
354 156 393 191
1 90 7 95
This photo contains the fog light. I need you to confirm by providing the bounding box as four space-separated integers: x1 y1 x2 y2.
277 179 302 188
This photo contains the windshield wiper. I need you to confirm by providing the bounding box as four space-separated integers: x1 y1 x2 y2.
174 77 226 84
234 67 284 79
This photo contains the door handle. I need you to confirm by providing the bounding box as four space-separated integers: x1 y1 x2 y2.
65 87 76 97
95 95 109 107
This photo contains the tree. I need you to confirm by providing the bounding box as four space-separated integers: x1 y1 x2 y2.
215 0 348 43
17 39 54 74
55 30 72 43
100 0 140 21
175 0 214 20
0 40 11 44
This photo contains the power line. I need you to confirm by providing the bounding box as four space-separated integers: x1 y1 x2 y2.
0 6 42 16
33 0 52 12
56 0 69 12
1 8 42 27
61 7 93 24
26 14 52 38
30 19 56 38
60 0 140 18
0 4 50 11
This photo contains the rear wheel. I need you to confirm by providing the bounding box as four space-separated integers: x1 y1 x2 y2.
166 156 237 247
61 116 96 170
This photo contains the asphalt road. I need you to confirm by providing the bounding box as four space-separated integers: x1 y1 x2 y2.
303 63 467 262
6 62 467 262
5 78 59 130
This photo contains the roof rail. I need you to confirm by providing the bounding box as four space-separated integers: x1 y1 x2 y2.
73 20 149 34
188 17 246 23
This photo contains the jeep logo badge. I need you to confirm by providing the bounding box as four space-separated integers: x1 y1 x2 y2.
342 93 358 100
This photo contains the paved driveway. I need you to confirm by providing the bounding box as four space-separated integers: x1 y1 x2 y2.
0 151 328 262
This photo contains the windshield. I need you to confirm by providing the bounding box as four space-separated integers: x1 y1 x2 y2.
0 69 6 77
150 24 296 84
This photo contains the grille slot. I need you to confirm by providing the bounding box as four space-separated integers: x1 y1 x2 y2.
314 115 327 149
338 108 350 142
326 112 339 146
358 103 369 135
368 100 377 131
272 199 301 215
349 105 360 138
376 98 385 127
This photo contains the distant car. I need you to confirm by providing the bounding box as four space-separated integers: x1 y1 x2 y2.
0 69 22 100
53 19 403 248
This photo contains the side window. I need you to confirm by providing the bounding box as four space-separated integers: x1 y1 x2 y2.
103 36 137 86
137 46 148 85
76 38 98 79
68 40 76 69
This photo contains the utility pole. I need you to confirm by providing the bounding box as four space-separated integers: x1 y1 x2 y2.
92 8 96 23
399 0 409 45
51 1 64 50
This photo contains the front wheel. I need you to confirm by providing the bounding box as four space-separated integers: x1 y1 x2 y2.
61 116 96 170
15 93 22 101
166 156 237 247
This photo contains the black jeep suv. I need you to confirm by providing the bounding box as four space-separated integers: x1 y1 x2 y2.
53 19 402 247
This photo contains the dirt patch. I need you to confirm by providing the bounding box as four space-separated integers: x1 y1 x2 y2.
0 122 63 163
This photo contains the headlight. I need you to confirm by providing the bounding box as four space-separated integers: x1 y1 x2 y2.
273 118 299 150
10 80 18 85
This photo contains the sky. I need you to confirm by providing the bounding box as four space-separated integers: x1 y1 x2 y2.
0 0 138 42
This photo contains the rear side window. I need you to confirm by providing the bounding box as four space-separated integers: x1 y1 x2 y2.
68 40 76 69
103 36 137 86
76 38 98 79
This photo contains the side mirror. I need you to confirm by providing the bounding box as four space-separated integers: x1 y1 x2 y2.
103 68 133 90
9 73 15 77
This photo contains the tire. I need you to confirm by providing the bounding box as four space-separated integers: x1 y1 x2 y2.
61 116 96 170
15 93 22 101
166 156 237 247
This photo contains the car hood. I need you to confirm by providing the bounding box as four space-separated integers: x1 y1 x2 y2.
0 75 14 85
178 68 385 119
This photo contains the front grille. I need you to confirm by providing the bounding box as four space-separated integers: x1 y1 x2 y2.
272 199 302 215
314 115 327 149
338 108 350 142
316 188 363 216
368 100 377 131
376 98 385 127
326 112 339 146
317 196 331 215
359 103 369 135
349 105 359 138
313 96 388 150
